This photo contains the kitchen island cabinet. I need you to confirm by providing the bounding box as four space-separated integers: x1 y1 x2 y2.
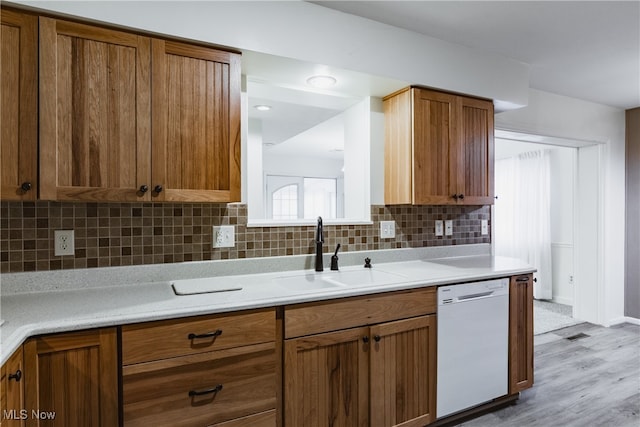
0 9 38 201
22 328 118 427
284 288 437 427
1 347 25 427
384 87 494 205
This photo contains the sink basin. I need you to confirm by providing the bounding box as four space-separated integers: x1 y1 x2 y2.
273 274 341 291
274 268 407 291
322 269 407 287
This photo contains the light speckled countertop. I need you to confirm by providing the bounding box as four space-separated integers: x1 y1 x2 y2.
0 251 534 366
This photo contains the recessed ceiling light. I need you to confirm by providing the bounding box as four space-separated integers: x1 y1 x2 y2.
306 75 337 88
254 105 272 111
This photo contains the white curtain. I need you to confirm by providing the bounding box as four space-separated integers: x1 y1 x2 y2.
495 150 553 300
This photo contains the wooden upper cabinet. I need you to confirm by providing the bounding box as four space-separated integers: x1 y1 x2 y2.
1 9 38 201
384 87 494 205
455 96 495 205
38 17 152 201
151 39 241 202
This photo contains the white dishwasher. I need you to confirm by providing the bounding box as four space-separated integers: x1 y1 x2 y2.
437 278 509 418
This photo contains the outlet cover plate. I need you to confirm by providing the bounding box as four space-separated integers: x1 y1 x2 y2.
380 221 396 239
435 220 444 237
213 225 235 248
445 220 453 236
54 230 75 256
481 219 489 235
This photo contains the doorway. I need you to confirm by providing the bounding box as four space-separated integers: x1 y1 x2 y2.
493 129 602 330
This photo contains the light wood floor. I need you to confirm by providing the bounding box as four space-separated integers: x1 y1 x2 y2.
459 322 640 427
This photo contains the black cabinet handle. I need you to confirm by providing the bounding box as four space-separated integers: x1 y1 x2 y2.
154 185 163 194
458 194 464 200
20 182 32 192
452 194 459 201
188 384 223 397
139 185 149 194
8 370 22 382
374 335 381 342
188 329 222 340
362 336 370 343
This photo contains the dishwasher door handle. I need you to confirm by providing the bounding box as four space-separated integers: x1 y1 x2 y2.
457 291 494 301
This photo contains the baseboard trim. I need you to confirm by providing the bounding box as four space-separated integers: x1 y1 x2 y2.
606 316 640 326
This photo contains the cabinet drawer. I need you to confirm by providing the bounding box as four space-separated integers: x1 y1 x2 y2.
210 409 275 427
122 309 275 364
285 287 436 338
123 342 276 427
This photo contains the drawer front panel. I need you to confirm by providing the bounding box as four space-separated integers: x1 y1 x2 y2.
123 343 276 427
209 409 275 427
284 287 436 339
122 309 275 364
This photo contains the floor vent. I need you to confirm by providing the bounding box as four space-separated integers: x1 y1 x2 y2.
565 332 590 341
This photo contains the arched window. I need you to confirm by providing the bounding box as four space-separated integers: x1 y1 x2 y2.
272 184 298 220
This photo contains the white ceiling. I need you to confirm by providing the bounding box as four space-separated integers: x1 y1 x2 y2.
312 0 640 110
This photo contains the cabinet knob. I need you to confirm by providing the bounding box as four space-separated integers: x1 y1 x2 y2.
188 384 223 397
8 370 22 382
362 336 370 343
458 194 464 200
374 335 381 342
452 194 459 200
139 185 149 194
20 182 32 192
154 185 163 194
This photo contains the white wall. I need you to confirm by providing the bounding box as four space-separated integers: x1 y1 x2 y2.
497 88 626 326
549 147 576 305
12 0 529 108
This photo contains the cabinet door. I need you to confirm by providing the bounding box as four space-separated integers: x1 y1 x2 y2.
284 327 369 427
1 347 25 427
454 96 494 204
151 39 241 202
509 274 534 393
369 315 437 427
412 88 458 205
1 9 37 201
23 328 118 427
39 17 151 201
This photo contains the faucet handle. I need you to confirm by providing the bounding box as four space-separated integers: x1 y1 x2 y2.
331 244 341 271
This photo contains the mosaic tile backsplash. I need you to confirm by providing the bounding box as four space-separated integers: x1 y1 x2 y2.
0 202 490 273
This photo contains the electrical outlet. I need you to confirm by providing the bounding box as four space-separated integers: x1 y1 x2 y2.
54 230 75 256
212 225 235 248
380 221 395 239
569 275 574 285
435 220 444 237
445 220 453 236
481 219 489 235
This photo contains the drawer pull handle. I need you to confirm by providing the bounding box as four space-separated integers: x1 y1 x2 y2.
8 370 22 382
188 329 222 340
189 384 223 397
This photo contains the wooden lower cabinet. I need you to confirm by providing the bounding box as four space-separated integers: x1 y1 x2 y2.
370 315 437 427
22 328 118 427
284 314 437 427
509 273 534 393
1 347 25 427
284 327 370 427
122 342 276 426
